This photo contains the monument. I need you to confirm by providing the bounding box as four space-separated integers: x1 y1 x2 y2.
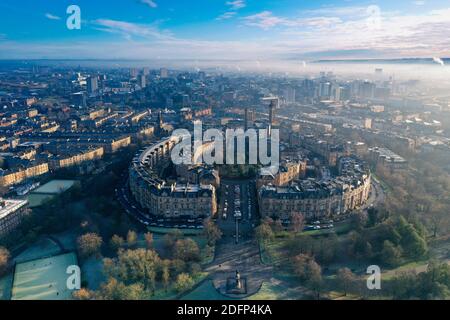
226 270 247 295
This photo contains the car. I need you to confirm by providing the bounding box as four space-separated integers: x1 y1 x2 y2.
187 219 195 223
223 213 227 219
313 226 321 230
189 225 196 229
151 222 157 226
196 225 204 229
143 221 149 226
313 220 321 225
181 225 187 228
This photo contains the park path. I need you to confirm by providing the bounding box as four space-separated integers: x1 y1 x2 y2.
204 238 273 298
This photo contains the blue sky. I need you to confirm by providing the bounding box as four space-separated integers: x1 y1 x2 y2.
1 0 450 60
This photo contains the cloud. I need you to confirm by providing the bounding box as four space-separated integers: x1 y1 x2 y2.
226 0 246 10
217 0 246 20
243 11 341 30
241 7 450 59
217 12 237 20
45 13 61 20
140 0 157 8
93 19 172 40
243 11 288 29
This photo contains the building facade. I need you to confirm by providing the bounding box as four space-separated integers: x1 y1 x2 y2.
258 157 371 221
129 136 217 220
0 199 29 238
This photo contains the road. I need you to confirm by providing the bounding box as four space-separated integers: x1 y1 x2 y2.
205 179 272 297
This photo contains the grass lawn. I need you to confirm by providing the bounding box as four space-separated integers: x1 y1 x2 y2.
147 226 204 236
12 252 78 300
381 260 429 281
247 275 308 300
327 291 361 300
260 239 288 266
372 173 393 193
153 272 210 300
181 280 231 300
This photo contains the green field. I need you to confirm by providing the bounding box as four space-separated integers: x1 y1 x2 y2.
180 280 231 300
147 226 204 236
12 252 78 300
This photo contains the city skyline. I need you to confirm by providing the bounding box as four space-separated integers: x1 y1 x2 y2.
1 0 450 60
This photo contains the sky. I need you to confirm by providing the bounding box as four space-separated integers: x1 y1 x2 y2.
1 0 450 61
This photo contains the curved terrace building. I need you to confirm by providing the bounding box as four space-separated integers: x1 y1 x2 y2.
129 135 217 220
258 157 371 221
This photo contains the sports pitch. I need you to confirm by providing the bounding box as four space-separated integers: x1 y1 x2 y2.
33 180 77 194
11 252 78 300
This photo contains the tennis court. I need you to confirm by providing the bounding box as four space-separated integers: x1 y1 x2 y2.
32 180 77 195
11 252 78 300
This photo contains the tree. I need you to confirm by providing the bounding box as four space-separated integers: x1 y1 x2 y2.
97 277 146 300
398 221 428 258
162 260 171 292
72 288 94 300
292 254 311 280
272 220 284 233
173 238 201 262
336 268 356 296
255 222 274 244
203 220 222 246
293 254 323 299
97 277 129 300
307 259 323 300
349 232 373 259
102 249 161 294
351 212 368 231
126 230 138 248
77 233 103 258
163 229 183 251
175 273 194 293
381 240 402 267
144 232 154 249
290 212 305 233
110 235 125 251
0 247 10 276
